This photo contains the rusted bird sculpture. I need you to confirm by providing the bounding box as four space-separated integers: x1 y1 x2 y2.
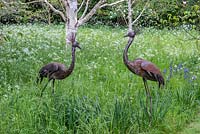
123 31 164 116
37 41 81 96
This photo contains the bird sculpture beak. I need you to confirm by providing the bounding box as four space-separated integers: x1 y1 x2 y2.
77 45 81 49
72 41 81 49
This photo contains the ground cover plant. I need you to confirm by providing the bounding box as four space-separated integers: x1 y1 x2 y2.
0 24 199 134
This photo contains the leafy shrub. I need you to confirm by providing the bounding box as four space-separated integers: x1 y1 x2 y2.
1 0 200 29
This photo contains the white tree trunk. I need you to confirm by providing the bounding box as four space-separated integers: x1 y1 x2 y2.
64 0 78 45
42 0 126 46
128 0 132 31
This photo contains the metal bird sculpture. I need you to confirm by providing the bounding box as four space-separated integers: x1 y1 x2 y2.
123 31 164 116
37 41 81 96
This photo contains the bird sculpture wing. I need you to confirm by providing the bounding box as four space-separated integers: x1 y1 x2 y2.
39 63 59 77
140 60 163 81
141 60 165 86
141 60 161 74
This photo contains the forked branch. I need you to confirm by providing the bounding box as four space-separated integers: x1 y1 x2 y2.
78 0 105 26
79 0 90 20
44 0 66 22
127 0 150 30
131 0 149 25
78 0 126 26
100 0 126 8
78 0 86 12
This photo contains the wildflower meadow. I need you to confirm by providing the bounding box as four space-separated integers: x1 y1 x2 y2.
0 24 199 134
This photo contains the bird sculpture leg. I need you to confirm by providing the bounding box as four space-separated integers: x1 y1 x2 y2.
52 79 55 95
36 77 39 84
36 76 43 84
41 79 52 97
143 78 152 121
40 77 44 84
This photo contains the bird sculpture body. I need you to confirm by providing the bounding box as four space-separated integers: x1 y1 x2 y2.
123 31 164 116
37 41 81 96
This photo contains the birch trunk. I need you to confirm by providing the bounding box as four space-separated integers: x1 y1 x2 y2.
128 0 132 31
43 0 126 45
48 6 51 25
64 0 78 45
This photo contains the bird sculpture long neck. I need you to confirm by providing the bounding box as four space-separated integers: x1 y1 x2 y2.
123 37 134 67
66 47 76 75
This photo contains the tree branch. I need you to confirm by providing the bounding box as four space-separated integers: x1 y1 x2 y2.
100 0 126 8
78 0 125 26
119 8 128 25
131 0 149 25
80 0 90 20
43 0 66 22
131 0 136 6
57 0 66 14
77 0 86 13
182 27 200 40
20 0 42 5
1 0 14 5
78 0 105 26
1 0 17 13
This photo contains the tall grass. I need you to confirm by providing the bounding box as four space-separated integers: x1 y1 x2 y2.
0 24 199 134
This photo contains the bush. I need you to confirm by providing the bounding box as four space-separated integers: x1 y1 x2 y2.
0 0 199 29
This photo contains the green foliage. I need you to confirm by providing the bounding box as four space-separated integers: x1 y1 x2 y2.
0 0 62 24
84 0 200 28
142 0 200 28
1 0 200 29
0 24 200 133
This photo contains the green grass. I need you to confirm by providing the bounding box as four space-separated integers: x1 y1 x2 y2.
0 24 200 134
179 111 200 134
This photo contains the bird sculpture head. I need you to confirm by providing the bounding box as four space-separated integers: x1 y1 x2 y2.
124 31 136 38
72 41 81 49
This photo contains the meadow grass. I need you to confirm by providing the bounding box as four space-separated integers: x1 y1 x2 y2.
0 24 199 134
